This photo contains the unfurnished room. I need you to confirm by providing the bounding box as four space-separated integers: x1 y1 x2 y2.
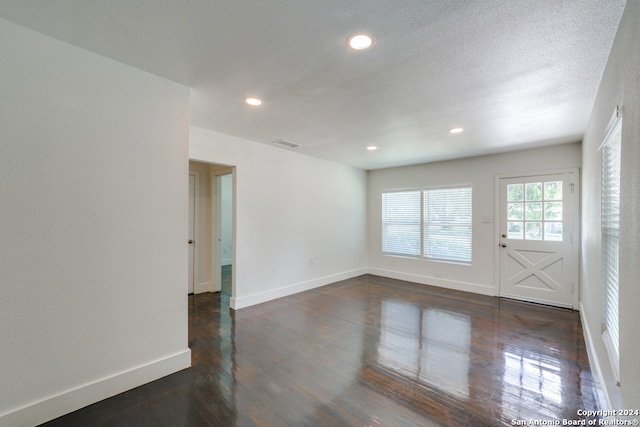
1 1 639 426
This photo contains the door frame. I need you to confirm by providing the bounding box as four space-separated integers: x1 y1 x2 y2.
211 168 234 297
493 167 580 309
188 169 200 295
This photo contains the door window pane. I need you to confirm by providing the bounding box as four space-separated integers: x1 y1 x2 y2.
544 181 562 201
508 184 524 202
544 202 562 221
508 222 524 239
525 183 542 201
525 202 542 220
525 222 542 240
508 203 523 220
544 222 563 241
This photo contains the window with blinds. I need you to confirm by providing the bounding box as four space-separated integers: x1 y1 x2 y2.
382 191 421 256
382 187 472 264
600 107 622 383
424 187 472 263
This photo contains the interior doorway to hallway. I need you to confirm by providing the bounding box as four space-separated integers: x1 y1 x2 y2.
188 171 197 294
187 161 234 304
218 173 233 298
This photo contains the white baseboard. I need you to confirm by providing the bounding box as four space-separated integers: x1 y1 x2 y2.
367 268 496 296
579 302 612 411
194 281 211 294
230 268 368 309
0 349 191 427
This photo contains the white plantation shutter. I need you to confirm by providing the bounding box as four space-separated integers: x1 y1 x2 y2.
600 108 622 382
423 187 472 263
382 191 421 256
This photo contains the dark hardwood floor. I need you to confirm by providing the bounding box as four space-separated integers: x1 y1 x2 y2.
41 274 599 426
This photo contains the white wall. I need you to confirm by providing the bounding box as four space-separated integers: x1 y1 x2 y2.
0 19 191 427
368 143 581 295
580 1 640 410
189 126 368 309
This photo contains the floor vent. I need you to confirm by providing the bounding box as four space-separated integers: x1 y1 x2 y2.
271 139 299 149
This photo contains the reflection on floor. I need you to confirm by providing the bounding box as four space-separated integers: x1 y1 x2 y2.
221 264 231 296
41 275 599 427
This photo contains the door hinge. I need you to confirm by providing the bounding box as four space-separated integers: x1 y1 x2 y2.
570 183 575 193
572 283 575 294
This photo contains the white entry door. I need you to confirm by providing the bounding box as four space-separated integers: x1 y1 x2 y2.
188 173 196 294
498 171 579 308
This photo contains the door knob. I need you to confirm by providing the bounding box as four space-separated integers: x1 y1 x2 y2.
501 233 507 238
188 240 194 244
501 243 507 248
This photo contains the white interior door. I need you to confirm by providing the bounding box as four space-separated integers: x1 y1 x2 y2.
188 173 195 294
498 171 578 308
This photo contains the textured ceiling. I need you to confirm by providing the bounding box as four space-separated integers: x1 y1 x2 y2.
0 0 626 169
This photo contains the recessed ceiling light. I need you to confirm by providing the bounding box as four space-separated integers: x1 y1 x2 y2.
245 97 262 106
449 127 464 134
366 145 378 151
348 34 373 50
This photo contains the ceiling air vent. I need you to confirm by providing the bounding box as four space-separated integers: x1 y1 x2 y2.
271 139 299 149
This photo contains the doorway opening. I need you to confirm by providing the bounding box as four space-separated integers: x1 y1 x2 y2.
188 170 198 295
218 173 233 298
187 161 234 303
187 161 235 373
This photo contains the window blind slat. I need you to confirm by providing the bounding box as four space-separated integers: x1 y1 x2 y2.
601 111 622 380
424 187 472 263
382 191 421 256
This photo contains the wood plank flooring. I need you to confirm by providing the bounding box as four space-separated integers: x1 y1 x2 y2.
41 274 599 426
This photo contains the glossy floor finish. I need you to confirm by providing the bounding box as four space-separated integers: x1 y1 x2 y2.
41 275 599 426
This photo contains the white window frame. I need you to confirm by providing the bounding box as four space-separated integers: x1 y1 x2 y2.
599 105 622 385
382 186 473 264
